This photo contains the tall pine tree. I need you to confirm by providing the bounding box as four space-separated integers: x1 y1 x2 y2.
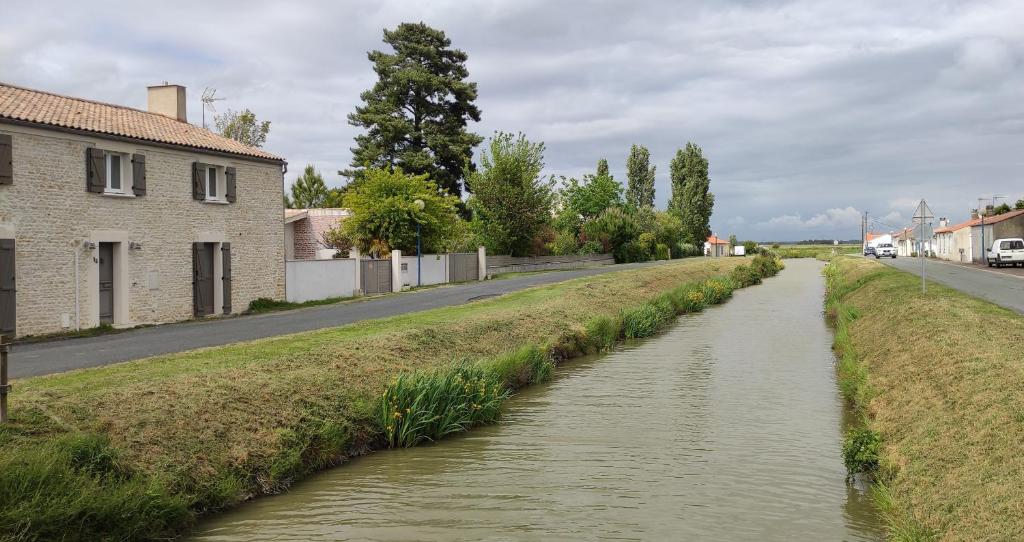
625 144 655 208
345 23 482 197
676 142 715 245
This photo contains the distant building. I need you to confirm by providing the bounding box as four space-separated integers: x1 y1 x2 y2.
704 235 730 257
285 208 349 260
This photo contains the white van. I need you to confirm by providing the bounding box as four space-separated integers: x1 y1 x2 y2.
986 238 1024 267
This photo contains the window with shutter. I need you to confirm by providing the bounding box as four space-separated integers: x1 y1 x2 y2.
0 134 12 186
131 154 146 196
225 167 236 203
86 148 106 193
221 243 232 314
192 162 206 200
0 239 15 338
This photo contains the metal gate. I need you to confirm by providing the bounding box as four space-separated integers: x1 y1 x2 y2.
361 259 392 294
449 253 479 283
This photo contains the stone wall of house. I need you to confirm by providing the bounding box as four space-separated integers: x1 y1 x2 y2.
0 123 285 337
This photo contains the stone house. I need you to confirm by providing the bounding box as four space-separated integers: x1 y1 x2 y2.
0 82 286 338
284 208 349 260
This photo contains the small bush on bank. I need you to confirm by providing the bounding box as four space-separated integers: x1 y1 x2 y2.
730 264 762 287
485 345 555 390
584 315 622 353
620 300 675 339
701 278 734 304
377 363 508 448
842 427 882 478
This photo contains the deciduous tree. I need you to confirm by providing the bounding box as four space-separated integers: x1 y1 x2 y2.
677 142 715 245
466 132 554 256
214 109 271 148
625 144 656 209
345 22 483 197
341 167 461 257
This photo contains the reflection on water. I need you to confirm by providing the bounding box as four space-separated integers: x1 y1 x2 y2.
193 259 881 541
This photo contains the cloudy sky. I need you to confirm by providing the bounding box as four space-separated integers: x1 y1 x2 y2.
2 0 1021 241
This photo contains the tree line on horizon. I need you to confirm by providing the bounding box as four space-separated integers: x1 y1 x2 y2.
220 22 716 260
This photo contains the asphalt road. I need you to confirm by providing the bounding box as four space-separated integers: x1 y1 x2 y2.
878 256 1024 314
11 260 676 379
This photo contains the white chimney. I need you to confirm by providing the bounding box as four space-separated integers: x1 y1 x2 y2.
147 84 187 122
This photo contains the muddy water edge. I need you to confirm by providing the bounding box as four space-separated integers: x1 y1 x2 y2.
192 258 882 541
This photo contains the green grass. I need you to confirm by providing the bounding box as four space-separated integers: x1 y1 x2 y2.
773 243 860 259
0 255 782 541
246 295 356 314
825 256 1024 539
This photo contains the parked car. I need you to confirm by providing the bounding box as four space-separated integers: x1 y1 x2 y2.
864 246 876 257
986 238 1024 267
875 243 896 259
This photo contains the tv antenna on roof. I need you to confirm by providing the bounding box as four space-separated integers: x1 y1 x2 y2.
200 87 227 129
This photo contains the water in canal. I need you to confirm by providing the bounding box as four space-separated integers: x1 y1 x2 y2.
193 259 882 541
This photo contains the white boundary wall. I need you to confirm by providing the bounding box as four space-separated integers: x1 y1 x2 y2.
286 258 358 302
401 254 449 287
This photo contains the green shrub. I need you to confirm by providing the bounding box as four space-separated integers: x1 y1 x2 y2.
485 344 555 387
584 315 622 352
750 253 782 278
700 278 734 305
377 362 508 448
620 299 675 339
673 242 701 258
842 427 882 477
730 264 762 287
654 243 670 261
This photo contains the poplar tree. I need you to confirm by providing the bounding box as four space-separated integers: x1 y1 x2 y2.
676 142 715 245
668 147 686 215
625 144 655 208
345 22 483 197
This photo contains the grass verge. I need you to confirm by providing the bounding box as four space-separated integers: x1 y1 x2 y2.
0 254 782 541
824 256 1024 540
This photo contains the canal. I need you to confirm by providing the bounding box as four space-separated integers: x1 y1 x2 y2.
193 258 882 541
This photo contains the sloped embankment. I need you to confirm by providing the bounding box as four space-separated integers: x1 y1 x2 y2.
0 255 783 541
826 256 1024 540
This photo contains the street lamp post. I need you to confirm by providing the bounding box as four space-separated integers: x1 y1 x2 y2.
414 199 425 287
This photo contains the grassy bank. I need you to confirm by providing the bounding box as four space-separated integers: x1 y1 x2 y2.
825 256 1024 540
774 243 860 259
0 255 782 541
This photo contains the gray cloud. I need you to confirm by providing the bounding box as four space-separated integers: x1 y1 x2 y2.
2 0 1022 240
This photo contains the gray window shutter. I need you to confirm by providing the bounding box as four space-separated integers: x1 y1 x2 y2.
0 134 12 185
86 148 106 193
225 167 237 203
0 239 15 337
192 162 206 200
221 243 232 314
192 243 205 317
131 154 146 196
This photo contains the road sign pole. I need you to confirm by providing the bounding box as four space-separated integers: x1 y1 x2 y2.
913 199 934 294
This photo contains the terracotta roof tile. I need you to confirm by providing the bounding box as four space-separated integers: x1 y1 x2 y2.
0 82 282 161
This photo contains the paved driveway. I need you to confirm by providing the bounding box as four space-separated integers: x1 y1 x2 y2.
11 260 679 379
878 256 1024 314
